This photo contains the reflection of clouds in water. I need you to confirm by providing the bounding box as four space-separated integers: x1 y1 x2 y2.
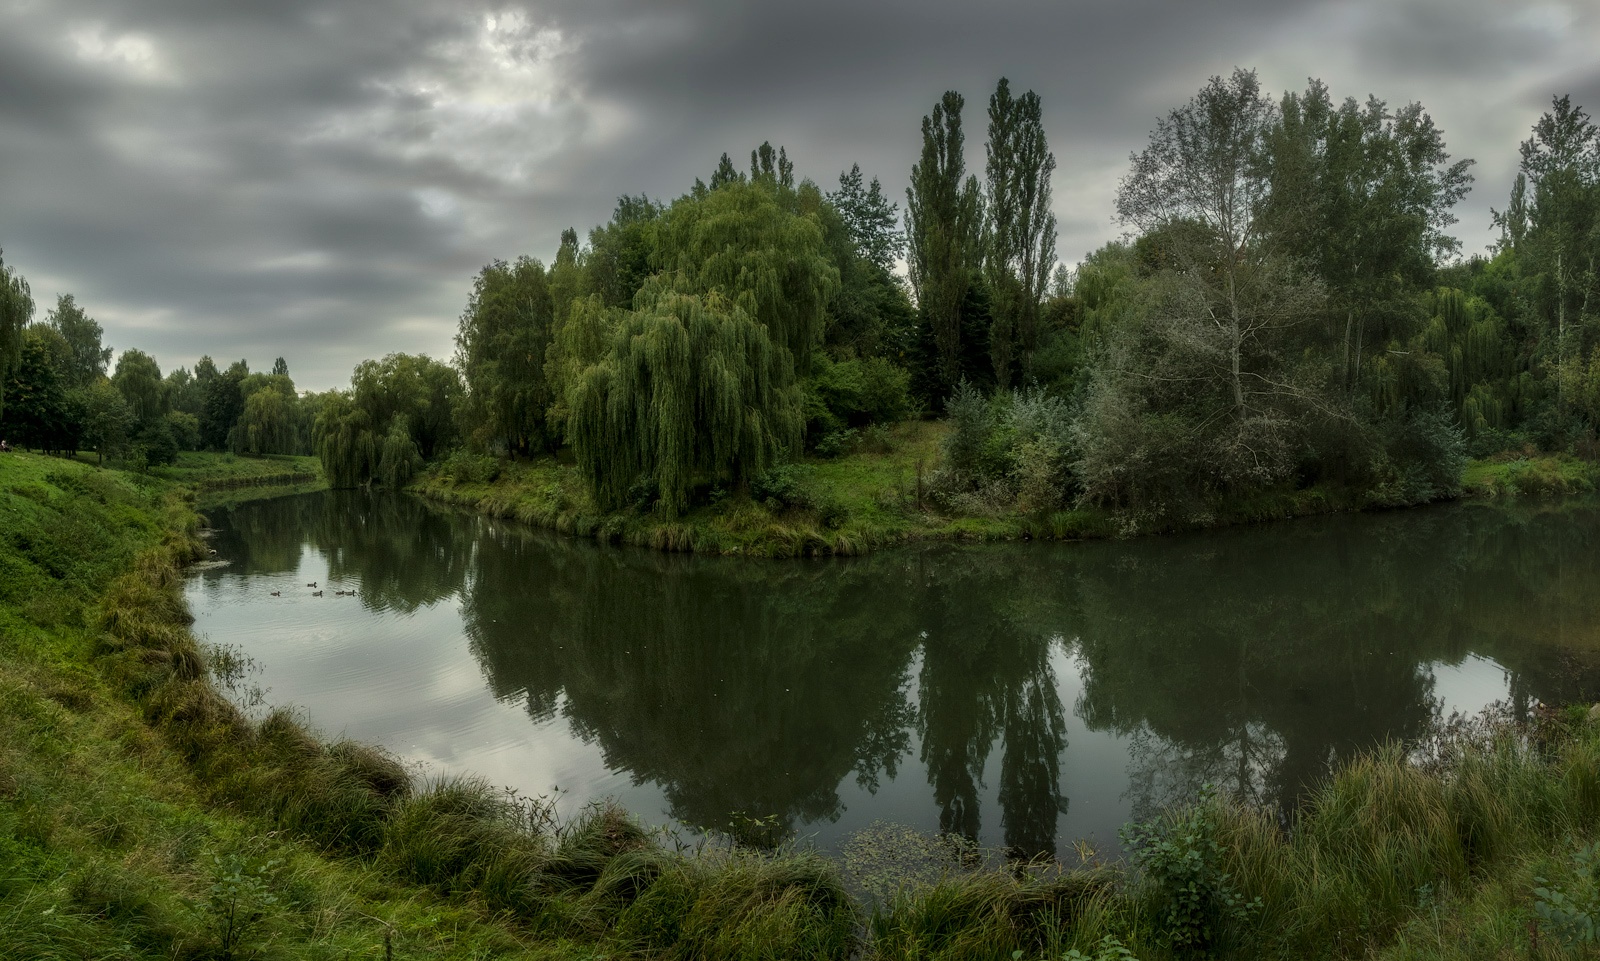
188 493 1600 860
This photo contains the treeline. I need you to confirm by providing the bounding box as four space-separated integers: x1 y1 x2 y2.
0 277 323 467
5 69 1600 524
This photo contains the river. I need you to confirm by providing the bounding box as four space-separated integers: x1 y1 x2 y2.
185 492 1600 860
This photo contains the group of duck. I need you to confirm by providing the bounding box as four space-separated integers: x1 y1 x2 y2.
268 581 358 599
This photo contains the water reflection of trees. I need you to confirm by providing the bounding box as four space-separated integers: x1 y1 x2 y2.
216 493 1600 856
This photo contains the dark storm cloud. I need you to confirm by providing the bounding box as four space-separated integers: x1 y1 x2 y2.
0 0 1593 389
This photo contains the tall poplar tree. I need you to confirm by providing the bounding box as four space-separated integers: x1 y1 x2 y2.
984 78 1057 387
907 91 984 391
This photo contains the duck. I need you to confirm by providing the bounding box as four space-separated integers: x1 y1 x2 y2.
270 591 280 597
306 581 318 588
312 590 323 597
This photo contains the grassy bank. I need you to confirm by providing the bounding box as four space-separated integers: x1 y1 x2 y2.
11 453 1600 958
150 451 327 509
1462 451 1600 498
412 422 1579 558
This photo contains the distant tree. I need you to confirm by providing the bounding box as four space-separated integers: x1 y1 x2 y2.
1080 69 1327 512
79 380 133 465
984 78 1057 386
271 356 290 377
315 354 460 488
46 294 111 390
237 385 296 455
907 91 985 392
709 152 744 190
749 141 795 189
200 360 248 450
111 348 166 424
0 248 33 419
829 163 906 273
1513 96 1600 405
163 366 205 416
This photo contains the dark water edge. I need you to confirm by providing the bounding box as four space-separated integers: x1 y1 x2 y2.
186 491 1600 860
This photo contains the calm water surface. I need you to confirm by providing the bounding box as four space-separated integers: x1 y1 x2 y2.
186 493 1600 859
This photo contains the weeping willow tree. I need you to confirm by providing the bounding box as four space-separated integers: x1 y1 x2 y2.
377 416 423 490
1367 288 1525 438
312 354 459 488
238 385 296 455
652 178 840 369
313 392 376 488
544 293 623 435
569 280 804 516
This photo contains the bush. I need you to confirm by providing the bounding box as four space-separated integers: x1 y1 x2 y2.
804 355 912 445
1123 791 1260 955
942 380 994 476
1371 406 1467 505
751 463 815 511
442 450 502 485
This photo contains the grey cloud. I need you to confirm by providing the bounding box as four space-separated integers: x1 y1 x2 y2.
0 0 1593 389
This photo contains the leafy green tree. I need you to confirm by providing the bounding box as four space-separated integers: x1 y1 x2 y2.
569 279 804 516
709 152 743 190
163 366 205 416
653 177 839 370
0 248 33 419
313 391 375 488
201 360 248 450
1267 81 1473 393
0 326 70 451
749 141 795 189
315 354 459 487
1081 70 1327 514
585 195 662 310
1513 96 1600 410
237 385 296 455
984 78 1057 386
829 164 905 273
907 92 985 392
78 379 133 465
271 356 289 377
111 348 166 424
46 294 112 390
455 257 556 456
350 354 459 461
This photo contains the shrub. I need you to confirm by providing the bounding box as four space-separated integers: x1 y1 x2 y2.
442 450 502 485
1123 790 1261 955
751 464 815 511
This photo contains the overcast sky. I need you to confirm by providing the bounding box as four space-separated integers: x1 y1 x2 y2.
2 0 1597 390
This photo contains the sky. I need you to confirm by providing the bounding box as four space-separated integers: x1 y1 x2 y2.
2 0 1598 391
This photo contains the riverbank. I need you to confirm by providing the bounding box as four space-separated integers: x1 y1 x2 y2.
7 453 1600 957
410 422 1600 557
151 450 327 508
